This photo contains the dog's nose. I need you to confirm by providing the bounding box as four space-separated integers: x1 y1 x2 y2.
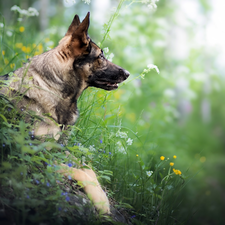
119 69 130 79
124 70 130 79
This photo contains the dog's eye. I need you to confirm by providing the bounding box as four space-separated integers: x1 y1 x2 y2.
98 54 104 60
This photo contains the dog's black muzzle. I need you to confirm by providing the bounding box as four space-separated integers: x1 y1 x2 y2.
89 65 130 91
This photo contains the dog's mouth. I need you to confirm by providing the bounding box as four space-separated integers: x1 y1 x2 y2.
90 79 123 90
94 80 120 90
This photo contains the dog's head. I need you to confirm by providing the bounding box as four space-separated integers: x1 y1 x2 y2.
59 12 129 91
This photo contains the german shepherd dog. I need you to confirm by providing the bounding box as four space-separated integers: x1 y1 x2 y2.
0 12 129 214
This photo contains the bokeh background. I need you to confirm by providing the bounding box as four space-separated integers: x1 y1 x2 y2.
1 0 225 224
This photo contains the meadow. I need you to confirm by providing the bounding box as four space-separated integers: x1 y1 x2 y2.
1 0 225 224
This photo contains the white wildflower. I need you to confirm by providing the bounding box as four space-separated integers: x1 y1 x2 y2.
0 23 4 28
82 0 91 4
103 47 109 54
147 64 160 74
107 53 114 62
17 18 23 22
116 131 128 139
11 5 21 12
6 31 13 37
163 89 175 98
126 138 133 146
27 7 39 16
89 145 96 152
146 171 153 177
116 141 126 154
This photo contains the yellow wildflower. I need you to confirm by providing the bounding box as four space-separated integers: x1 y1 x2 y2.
173 155 177 159
2 50 5 56
10 63 15 69
136 154 139 157
21 46 27 52
173 168 182 175
15 43 23 48
170 162 174 166
160 156 165 161
19 26 25 32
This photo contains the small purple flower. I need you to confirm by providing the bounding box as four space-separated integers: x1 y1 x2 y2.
103 150 105 153
65 196 70 202
2 144 5 147
61 192 67 196
109 152 112 155
35 179 40 184
21 108 24 111
131 215 136 219
68 163 72 167
100 139 103 144
7 107 11 112
29 143 32 146
46 182 50 187
61 144 64 147
58 207 62 211
26 195 30 199
68 175 71 180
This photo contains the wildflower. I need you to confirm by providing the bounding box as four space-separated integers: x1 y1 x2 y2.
2 144 5 147
136 154 139 157
60 144 64 147
2 50 5 55
126 138 133 146
103 47 109 53
173 155 177 159
116 131 128 139
116 141 126 154
160 156 165 161
10 63 15 69
68 175 71 180
6 31 13 37
109 152 112 155
21 46 27 52
19 26 25 32
89 145 96 152
173 168 182 175
26 195 30 199
27 7 39 17
82 0 91 4
65 195 70 202
35 179 40 184
107 53 114 62
29 143 32 146
170 162 174 166
58 207 62 211
46 182 50 187
131 215 136 218
146 171 153 177
68 163 72 167
0 23 4 28
147 64 160 74
100 139 103 144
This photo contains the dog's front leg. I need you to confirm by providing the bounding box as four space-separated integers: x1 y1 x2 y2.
57 164 110 214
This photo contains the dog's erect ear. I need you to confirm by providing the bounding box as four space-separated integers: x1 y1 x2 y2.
72 12 90 45
66 14 81 36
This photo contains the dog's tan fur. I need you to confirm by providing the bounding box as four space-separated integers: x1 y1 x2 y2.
0 12 129 214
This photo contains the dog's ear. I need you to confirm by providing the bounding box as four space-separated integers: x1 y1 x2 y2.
72 12 90 45
66 14 81 36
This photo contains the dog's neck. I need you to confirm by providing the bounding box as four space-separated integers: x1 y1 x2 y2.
5 49 87 127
